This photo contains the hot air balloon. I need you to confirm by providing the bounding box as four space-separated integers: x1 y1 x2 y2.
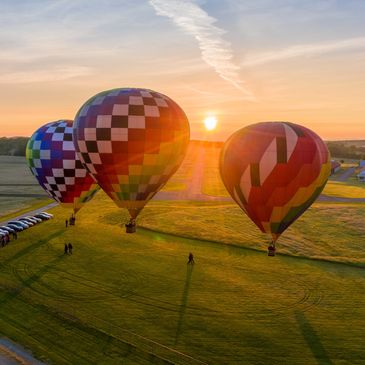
220 121 331 255
26 120 99 215
73 88 190 232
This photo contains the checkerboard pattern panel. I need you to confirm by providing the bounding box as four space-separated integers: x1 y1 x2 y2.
26 120 99 211
73 88 190 209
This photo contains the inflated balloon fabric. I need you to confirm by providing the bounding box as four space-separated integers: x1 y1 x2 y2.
26 120 99 212
220 121 331 241
73 88 190 217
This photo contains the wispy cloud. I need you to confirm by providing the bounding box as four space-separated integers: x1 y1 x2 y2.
242 37 365 67
149 0 254 100
0 66 92 84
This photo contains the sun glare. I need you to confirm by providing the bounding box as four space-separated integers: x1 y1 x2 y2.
204 116 217 131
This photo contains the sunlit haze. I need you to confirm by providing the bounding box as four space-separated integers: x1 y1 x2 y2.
0 0 364 141
204 116 218 131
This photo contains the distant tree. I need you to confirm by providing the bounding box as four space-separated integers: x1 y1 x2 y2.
326 141 364 159
0 137 29 156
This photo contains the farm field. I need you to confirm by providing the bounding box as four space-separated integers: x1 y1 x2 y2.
0 192 364 364
0 142 365 364
0 156 51 217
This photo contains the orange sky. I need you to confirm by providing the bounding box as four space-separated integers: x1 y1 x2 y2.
1 1 364 141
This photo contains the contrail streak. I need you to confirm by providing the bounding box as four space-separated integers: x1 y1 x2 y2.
149 0 254 100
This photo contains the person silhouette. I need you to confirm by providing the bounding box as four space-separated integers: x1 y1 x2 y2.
64 244 68 254
268 242 276 256
68 242 73 254
187 252 194 264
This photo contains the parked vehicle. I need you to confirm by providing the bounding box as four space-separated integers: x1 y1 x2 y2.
41 212 53 218
19 218 34 226
28 216 42 223
34 213 50 220
7 224 23 232
8 221 29 229
0 226 15 234
22 217 37 224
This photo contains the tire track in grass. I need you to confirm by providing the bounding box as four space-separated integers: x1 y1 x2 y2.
8 239 322 323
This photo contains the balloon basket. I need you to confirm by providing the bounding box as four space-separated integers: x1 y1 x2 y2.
125 223 136 233
268 250 275 257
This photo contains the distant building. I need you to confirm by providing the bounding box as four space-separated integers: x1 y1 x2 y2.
330 160 341 175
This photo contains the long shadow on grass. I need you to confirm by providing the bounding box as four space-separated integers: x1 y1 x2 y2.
174 263 194 345
0 254 65 308
0 229 64 268
0 229 65 307
295 311 333 365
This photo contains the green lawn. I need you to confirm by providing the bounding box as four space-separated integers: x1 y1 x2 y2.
160 144 196 192
323 180 365 199
0 192 364 364
201 146 229 197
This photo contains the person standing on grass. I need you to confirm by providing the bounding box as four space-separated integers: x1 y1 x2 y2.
64 244 68 254
68 242 73 254
187 252 194 264
65 219 68 228
12 231 17 240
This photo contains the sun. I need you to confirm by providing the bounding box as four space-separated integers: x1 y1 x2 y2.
204 116 217 131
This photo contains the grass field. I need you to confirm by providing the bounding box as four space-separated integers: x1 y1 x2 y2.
0 191 364 364
161 144 196 192
0 156 50 217
139 201 365 266
201 145 228 197
323 181 365 199
1 143 365 364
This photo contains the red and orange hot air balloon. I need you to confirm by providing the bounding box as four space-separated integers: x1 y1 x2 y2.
220 122 331 253
73 88 190 232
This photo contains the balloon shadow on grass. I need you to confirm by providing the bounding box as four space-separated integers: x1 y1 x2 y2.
0 229 65 308
295 311 333 365
0 254 65 308
174 263 194 345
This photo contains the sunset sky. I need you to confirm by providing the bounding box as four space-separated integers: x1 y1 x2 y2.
1 0 364 140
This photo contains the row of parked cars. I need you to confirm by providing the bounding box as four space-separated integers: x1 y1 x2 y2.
0 212 54 238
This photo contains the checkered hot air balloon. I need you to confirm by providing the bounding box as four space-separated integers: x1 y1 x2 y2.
220 122 331 244
73 88 190 226
26 120 99 213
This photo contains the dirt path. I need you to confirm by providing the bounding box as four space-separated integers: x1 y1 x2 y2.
0 339 45 365
155 148 232 202
0 202 58 227
334 167 356 182
317 194 365 203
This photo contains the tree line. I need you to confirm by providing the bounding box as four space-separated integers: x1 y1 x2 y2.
326 141 365 160
0 137 29 156
0 137 364 160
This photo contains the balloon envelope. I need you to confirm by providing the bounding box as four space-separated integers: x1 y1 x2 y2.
220 122 331 241
26 120 99 213
73 88 190 218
